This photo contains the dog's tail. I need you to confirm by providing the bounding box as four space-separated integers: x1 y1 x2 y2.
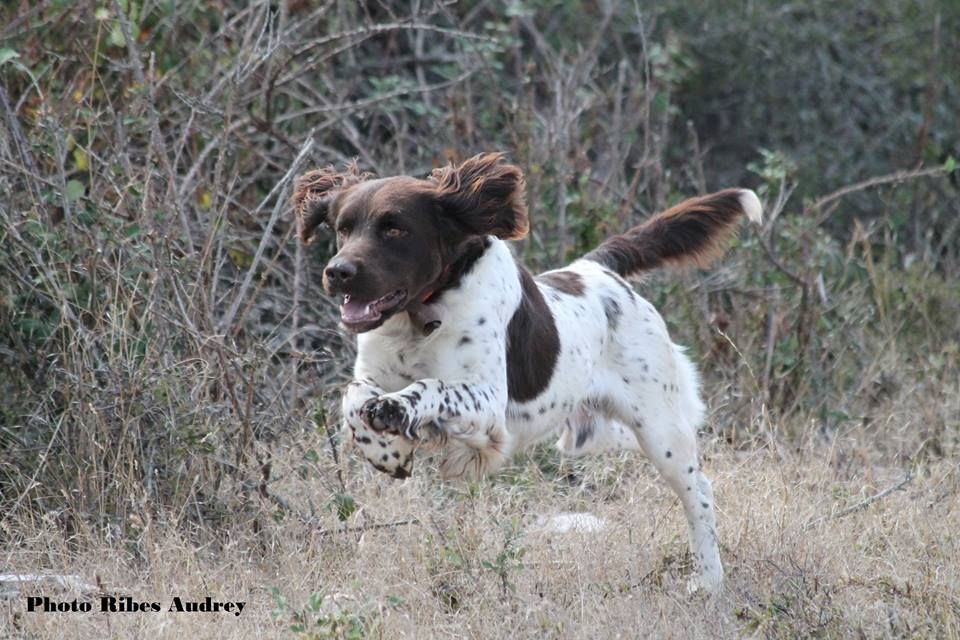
583 189 762 278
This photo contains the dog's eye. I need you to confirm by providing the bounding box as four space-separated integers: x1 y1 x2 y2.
382 225 407 239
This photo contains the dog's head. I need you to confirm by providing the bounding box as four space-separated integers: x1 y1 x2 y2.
293 153 527 332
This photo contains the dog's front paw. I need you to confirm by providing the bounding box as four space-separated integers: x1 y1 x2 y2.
361 395 413 435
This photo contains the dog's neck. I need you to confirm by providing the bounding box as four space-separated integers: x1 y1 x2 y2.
405 236 493 335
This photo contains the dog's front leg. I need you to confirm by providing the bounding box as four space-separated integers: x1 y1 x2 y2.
343 378 417 479
361 379 512 480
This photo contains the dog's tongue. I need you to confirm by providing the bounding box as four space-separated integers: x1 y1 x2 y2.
341 299 381 324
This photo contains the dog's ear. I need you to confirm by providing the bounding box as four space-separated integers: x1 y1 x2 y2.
292 161 372 243
431 152 529 240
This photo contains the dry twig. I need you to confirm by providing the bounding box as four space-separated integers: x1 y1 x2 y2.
802 471 914 531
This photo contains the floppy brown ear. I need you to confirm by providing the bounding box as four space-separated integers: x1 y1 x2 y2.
292 161 372 243
431 152 529 240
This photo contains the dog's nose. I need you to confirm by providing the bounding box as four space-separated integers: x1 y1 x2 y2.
324 259 358 286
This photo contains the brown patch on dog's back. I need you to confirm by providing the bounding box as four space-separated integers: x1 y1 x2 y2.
537 270 585 296
507 266 560 402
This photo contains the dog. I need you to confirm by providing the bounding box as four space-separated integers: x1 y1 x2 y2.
293 152 761 591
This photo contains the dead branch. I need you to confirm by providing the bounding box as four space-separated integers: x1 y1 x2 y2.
220 134 315 332
807 166 950 226
802 471 914 531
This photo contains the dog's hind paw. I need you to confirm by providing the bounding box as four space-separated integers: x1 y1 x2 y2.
686 569 723 595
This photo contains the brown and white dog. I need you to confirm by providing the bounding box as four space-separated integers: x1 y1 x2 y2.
293 153 761 592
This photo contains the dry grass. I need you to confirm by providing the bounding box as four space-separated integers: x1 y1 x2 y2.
3 418 959 639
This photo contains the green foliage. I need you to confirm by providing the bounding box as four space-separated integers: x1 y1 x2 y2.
747 149 798 201
330 494 358 522
271 588 378 639
669 0 960 205
0 48 20 66
480 519 526 596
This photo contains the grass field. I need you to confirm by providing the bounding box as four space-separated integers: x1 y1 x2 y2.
4 410 959 638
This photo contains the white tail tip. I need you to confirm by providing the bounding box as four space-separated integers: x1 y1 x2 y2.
739 189 763 224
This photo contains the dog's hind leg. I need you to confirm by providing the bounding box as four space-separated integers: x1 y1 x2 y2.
613 349 723 592
556 410 639 457
629 402 723 592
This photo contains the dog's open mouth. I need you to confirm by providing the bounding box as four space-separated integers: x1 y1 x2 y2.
340 289 406 331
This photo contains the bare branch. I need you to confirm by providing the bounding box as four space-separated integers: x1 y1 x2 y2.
220 135 315 332
807 166 950 225
802 471 914 531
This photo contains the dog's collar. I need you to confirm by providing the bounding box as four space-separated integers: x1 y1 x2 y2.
406 265 450 336
407 301 442 335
